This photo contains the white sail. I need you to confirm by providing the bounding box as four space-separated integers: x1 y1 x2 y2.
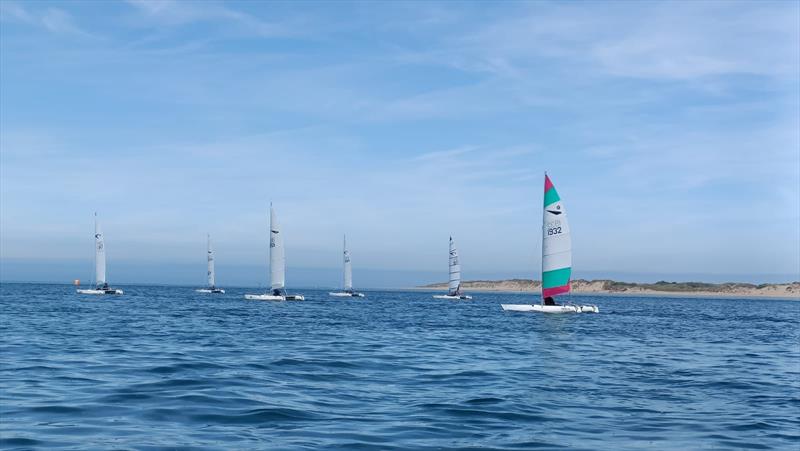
207 234 215 288
343 235 353 291
94 214 106 287
448 236 461 295
541 174 572 300
269 205 285 291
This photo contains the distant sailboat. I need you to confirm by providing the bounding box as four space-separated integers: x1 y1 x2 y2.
502 174 597 313
76 213 123 295
245 205 305 301
196 234 224 293
433 236 472 300
330 235 365 297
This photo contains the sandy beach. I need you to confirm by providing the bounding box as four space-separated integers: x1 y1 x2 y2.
419 279 800 299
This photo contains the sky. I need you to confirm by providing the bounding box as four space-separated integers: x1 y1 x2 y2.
1 0 799 287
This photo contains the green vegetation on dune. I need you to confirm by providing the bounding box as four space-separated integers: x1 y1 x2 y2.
420 279 799 294
601 280 761 292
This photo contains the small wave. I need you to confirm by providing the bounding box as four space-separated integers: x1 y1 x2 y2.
465 397 504 405
190 407 322 424
97 392 154 403
727 421 779 432
270 357 360 369
28 405 84 414
146 362 227 374
415 403 548 423
0 437 42 446
715 440 772 450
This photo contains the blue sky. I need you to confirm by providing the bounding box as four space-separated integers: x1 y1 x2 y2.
1 0 798 287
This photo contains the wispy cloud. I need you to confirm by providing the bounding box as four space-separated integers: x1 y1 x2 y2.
411 146 479 162
396 1 798 81
0 1 92 37
124 0 305 38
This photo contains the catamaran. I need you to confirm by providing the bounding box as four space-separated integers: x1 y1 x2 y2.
329 235 365 297
433 236 472 300
196 234 224 293
245 205 305 301
501 174 598 313
76 213 123 295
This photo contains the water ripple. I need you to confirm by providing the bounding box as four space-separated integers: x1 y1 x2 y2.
1 283 798 450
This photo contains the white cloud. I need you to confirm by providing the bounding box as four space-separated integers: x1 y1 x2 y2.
398 1 799 81
123 0 302 38
0 2 91 37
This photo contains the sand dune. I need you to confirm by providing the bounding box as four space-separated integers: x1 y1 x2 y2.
419 279 800 298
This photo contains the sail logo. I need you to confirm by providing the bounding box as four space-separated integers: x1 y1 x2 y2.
546 204 563 215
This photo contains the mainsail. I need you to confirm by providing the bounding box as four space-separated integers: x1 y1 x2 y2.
94 213 106 287
207 234 215 288
269 205 285 291
448 236 461 296
343 235 353 291
541 174 572 300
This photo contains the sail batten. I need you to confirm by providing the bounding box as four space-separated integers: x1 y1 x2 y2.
541 174 572 301
448 237 461 295
269 205 285 291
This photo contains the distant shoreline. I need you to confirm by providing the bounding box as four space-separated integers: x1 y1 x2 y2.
417 279 800 299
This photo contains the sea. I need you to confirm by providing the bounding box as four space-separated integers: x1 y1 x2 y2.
1 283 798 450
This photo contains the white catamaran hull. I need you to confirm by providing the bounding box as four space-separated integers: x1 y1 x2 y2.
245 294 284 301
329 292 365 297
196 288 225 294
245 294 305 301
433 294 473 300
501 304 598 313
77 288 124 295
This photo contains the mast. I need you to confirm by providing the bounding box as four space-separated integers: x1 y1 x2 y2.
207 234 215 288
541 172 545 305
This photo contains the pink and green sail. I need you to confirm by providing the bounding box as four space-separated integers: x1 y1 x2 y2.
541 174 572 300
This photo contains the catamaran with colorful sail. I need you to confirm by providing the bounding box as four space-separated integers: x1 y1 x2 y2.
245 205 305 301
433 236 472 300
502 174 597 313
196 234 224 293
329 235 365 297
76 213 123 295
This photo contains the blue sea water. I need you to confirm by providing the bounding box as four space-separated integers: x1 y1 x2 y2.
1 283 798 450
